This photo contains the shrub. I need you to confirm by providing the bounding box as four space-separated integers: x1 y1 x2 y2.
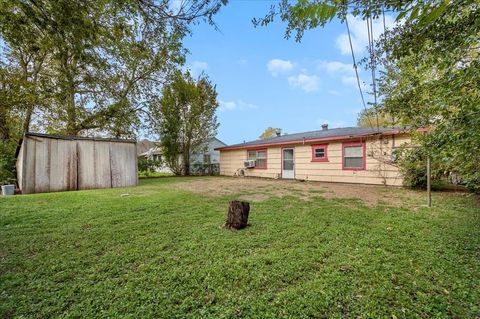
137 157 162 176
397 146 441 189
0 140 17 185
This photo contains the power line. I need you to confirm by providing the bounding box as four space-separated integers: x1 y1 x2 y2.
381 4 397 129
344 13 376 132
367 13 380 132
382 4 387 34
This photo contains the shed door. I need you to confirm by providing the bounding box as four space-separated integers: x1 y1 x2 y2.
282 148 295 179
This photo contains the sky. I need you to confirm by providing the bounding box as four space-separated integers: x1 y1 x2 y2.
183 1 395 145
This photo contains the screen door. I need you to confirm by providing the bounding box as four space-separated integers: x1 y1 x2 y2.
282 148 295 179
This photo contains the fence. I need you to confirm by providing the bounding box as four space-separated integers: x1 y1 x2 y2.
190 163 220 176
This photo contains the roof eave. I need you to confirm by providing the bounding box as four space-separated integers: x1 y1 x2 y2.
215 129 418 151
25 132 137 144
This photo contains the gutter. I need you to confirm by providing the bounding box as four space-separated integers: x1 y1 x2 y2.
214 128 422 151
25 132 137 144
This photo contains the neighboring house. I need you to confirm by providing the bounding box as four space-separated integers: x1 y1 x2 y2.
216 125 418 186
139 145 171 173
190 137 226 165
139 137 226 173
136 139 158 156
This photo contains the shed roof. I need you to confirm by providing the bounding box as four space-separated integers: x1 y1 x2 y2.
139 137 227 157
25 132 136 144
216 127 411 151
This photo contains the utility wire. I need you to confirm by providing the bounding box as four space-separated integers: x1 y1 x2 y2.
344 13 376 132
381 4 397 129
382 4 387 33
367 13 380 132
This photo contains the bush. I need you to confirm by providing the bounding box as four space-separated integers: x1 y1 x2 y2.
397 147 441 189
397 146 480 193
463 173 480 194
190 161 220 176
137 157 163 176
0 140 17 185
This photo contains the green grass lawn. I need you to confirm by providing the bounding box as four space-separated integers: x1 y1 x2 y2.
138 171 174 178
1 177 479 318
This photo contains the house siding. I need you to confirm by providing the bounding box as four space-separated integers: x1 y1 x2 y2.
190 138 226 164
143 138 226 173
219 133 410 186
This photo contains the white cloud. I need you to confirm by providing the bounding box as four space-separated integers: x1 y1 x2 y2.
317 60 366 89
219 99 258 112
335 14 396 56
341 76 368 90
318 60 354 76
189 60 208 76
267 59 294 76
341 76 358 87
328 90 341 96
318 61 357 87
287 73 320 92
219 100 236 111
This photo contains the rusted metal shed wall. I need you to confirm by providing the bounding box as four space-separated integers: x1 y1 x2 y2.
17 133 137 194
77 140 112 190
49 139 78 192
110 142 138 187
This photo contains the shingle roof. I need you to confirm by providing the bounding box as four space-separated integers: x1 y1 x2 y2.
137 139 160 155
139 137 227 156
217 127 404 150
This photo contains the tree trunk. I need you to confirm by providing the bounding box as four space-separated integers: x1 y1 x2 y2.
225 201 250 229
183 150 190 176
62 54 78 136
0 111 10 141
65 86 77 135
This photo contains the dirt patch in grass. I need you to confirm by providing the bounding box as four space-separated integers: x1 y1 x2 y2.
171 177 425 206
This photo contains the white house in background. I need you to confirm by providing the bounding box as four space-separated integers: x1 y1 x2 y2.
139 137 226 173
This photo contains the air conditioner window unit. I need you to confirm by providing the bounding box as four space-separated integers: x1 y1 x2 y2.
244 160 256 168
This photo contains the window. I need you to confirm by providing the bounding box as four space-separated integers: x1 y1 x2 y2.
342 142 366 170
247 149 267 169
390 148 399 163
311 144 328 162
203 154 211 164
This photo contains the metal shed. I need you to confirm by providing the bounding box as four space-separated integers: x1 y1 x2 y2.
16 133 138 194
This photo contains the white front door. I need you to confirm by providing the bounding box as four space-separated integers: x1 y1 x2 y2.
282 148 295 179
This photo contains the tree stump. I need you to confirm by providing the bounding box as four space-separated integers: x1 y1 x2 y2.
225 201 250 229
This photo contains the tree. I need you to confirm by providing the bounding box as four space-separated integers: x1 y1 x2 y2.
0 0 226 182
0 61 38 184
259 127 281 139
0 0 226 137
0 106 18 185
253 1 454 42
152 70 219 176
356 108 397 128
375 1 480 191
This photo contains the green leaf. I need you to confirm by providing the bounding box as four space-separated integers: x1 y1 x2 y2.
396 10 407 22
422 1 449 24
409 5 420 20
